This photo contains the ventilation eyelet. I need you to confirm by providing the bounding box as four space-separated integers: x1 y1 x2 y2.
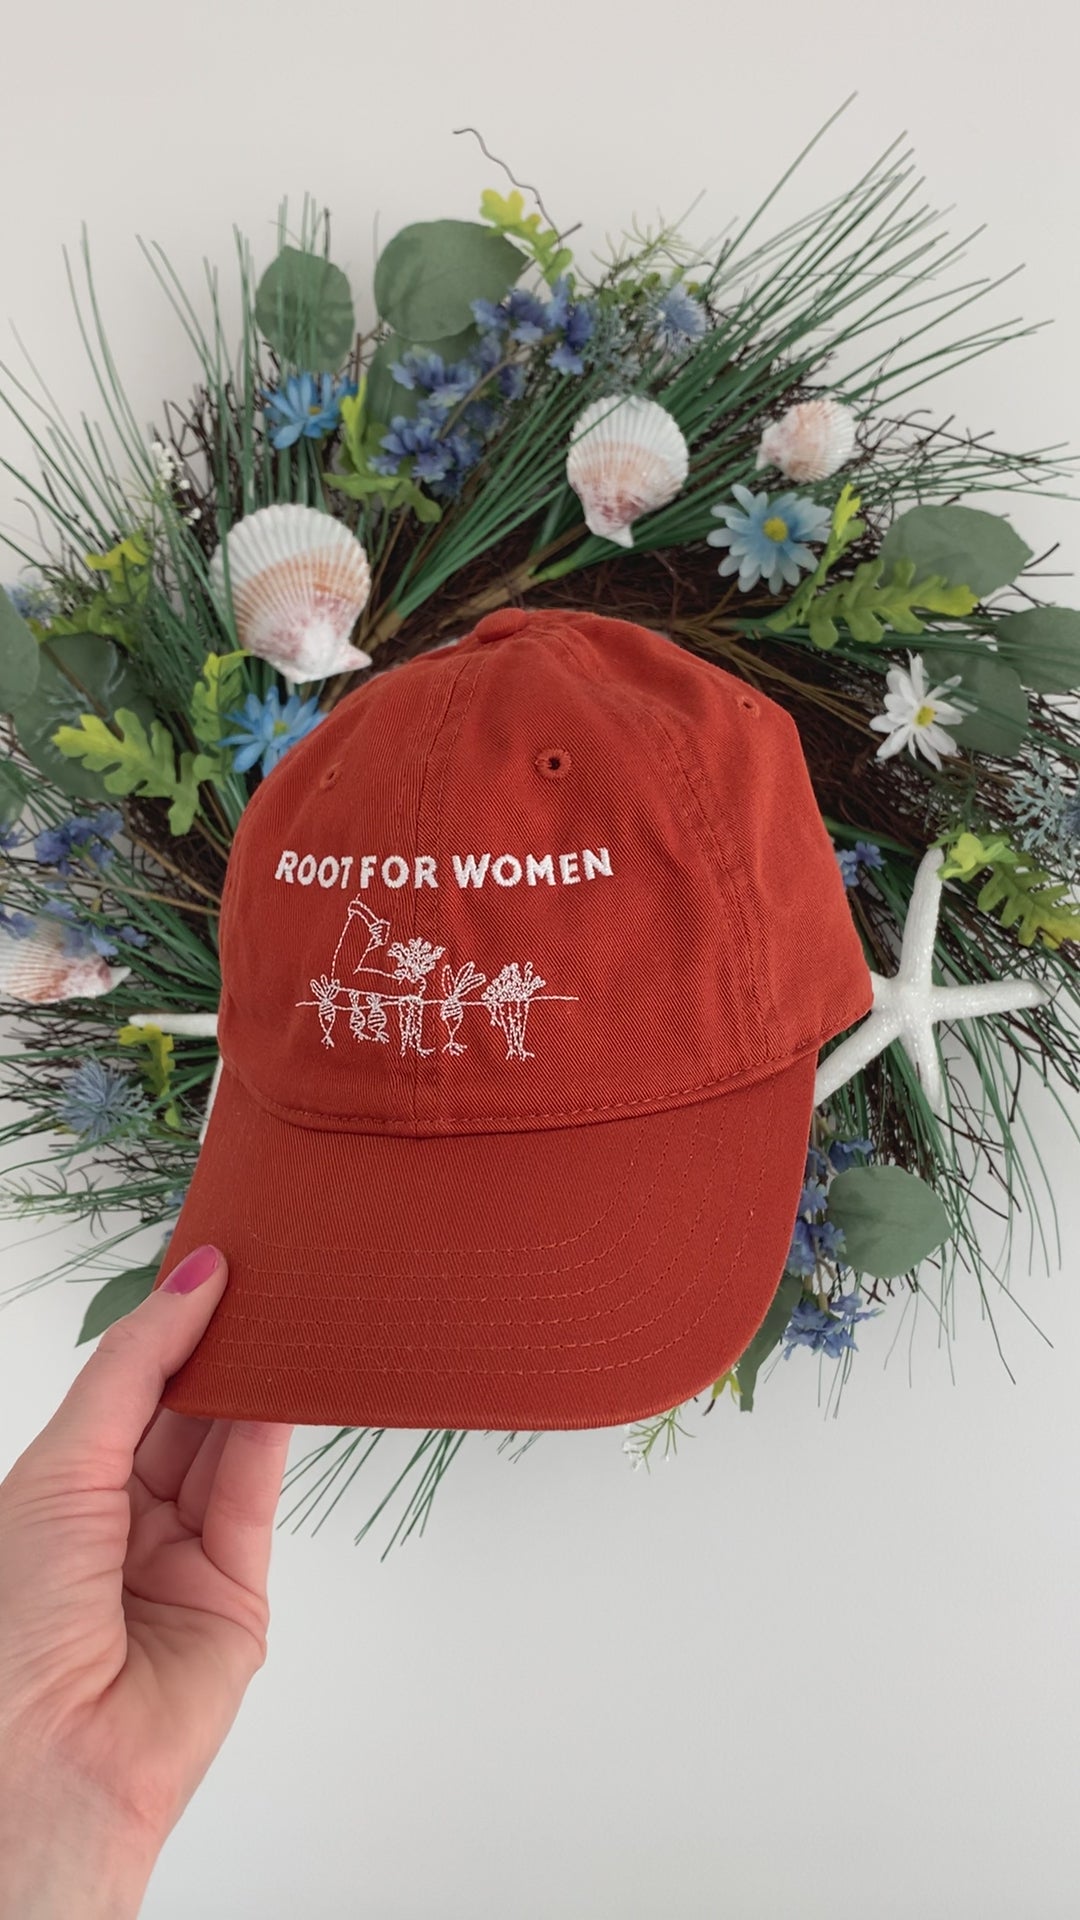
738 694 760 717
535 747 572 780
320 762 342 789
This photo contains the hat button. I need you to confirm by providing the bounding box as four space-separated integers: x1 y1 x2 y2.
474 608 531 644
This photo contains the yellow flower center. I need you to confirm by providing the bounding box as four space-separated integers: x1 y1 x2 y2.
914 703 936 728
762 515 789 543
272 719 290 736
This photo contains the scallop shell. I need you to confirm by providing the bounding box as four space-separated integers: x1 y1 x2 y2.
209 505 373 684
566 396 689 548
0 918 130 1005
755 398 856 484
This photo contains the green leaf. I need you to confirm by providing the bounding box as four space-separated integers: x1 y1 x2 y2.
0 588 41 709
9 634 155 800
117 1022 182 1129
324 468 443 524
767 483 867 635
374 221 526 343
802 557 977 650
76 1264 158 1345
255 246 355 373
0 757 28 828
190 649 249 748
826 1165 951 1279
879 504 1032 597
933 648 1028 757
51 707 216 835
993 606 1080 694
733 1270 803 1412
479 188 574 284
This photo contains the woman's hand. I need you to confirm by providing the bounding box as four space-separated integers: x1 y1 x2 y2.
0 1244 293 1919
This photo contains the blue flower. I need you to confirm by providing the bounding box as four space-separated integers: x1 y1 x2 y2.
471 297 508 333
219 687 325 777
56 1059 150 1145
38 898 148 960
499 364 527 402
390 349 479 413
836 839 885 888
707 484 832 594
783 1135 875 1277
782 1290 878 1360
0 823 23 853
649 285 707 355
827 1135 874 1174
262 373 356 451
33 808 124 876
0 905 34 938
5 580 57 624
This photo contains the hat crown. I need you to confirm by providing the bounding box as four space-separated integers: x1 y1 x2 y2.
217 609 870 1136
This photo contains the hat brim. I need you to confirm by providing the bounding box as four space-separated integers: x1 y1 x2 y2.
155 1054 817 1431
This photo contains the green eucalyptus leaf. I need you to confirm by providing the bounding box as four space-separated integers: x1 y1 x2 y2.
255 246 355 373
933 648 1028 757
993 606 1080 694
879 504 1032 597
826 1165 951 1279
9 634 156 800
374 221 525 342
0 757 29 829
733 1270 803 1413
76 1264 158 1345
0 589 41 709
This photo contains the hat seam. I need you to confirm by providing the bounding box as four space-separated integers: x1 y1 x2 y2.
228 1098 704 1278
547 629 771 1065
419 644 491 1131
215 1030 823 1131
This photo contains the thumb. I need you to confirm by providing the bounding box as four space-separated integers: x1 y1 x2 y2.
30 1245 228 1490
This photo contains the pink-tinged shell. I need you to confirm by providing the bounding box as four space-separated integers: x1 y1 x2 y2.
755 398 856 484
0 918 130 1005
209 505 373 684
566 396 689 548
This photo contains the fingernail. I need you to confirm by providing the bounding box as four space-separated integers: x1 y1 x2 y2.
161 1244 223 1294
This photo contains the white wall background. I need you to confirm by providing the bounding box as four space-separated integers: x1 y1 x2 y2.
2 4 1079 1915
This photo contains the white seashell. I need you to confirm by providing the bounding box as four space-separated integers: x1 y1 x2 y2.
209 504 373 684
566 396 689 549
0 917 130 1004
755 398 856 485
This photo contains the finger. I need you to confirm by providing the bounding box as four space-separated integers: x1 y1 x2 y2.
130 1407 216 1506
33 1244 228 1491
175 1418 232 1531
202 1421 294 1595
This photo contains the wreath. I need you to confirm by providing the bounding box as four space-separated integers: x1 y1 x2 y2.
2 122 1077 1551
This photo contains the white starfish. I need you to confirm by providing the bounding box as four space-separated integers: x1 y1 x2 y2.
129 1009 221 1142
814 847 1051 1109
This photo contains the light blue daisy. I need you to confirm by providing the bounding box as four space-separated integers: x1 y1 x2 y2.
219 687 325 777
707 483 832 594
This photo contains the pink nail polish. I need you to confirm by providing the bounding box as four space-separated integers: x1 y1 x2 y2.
161 1244 223 1294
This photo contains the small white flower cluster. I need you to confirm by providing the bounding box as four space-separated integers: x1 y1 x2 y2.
621 1424 649 1472
149 439 202 525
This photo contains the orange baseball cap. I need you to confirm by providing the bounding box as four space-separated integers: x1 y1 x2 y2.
154 607 871 1430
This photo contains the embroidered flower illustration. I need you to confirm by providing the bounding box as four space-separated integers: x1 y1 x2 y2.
296 907 576 1058
387 939 446 1054
481 961 547 1060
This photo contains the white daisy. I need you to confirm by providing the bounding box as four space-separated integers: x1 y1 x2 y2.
869 653 971 771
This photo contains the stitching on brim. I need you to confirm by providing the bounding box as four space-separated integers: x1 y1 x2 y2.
199 1103 771 1378
237 1091 695 1265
